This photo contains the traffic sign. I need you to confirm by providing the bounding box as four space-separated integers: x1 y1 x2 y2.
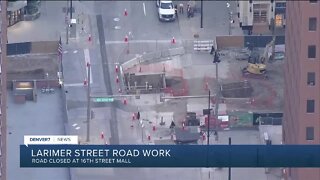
94 97 114 103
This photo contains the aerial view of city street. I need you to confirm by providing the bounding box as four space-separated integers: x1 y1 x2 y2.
0 0 319 180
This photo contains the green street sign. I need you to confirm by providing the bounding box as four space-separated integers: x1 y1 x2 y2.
94 97 114 103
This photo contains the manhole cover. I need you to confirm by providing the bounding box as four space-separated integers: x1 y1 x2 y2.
113 17 120 21
114 26 121 30
194 34 199 38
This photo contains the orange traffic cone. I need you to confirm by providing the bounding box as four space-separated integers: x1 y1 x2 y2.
115 65 118 73
171 37 176 44
83 78 87 86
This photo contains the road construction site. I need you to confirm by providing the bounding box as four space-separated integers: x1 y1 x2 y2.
116 36 284 143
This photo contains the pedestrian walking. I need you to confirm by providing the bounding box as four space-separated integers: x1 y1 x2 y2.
179 3 184 14
210 45 215 55
214 131 219 141
187 4 191 18
174 4 178 17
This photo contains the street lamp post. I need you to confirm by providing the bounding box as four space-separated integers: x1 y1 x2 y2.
207 90 211 145
213 51 220 134
200 0 203 28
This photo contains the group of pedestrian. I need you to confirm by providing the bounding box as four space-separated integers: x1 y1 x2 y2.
174 1 195 19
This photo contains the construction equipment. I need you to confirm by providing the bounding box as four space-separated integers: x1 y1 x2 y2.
242 37 276 79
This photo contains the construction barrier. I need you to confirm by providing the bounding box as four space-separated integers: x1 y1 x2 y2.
194 40 214 52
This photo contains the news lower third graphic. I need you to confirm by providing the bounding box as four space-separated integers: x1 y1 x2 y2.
21 136 320 168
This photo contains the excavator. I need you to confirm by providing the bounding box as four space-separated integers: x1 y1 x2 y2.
241 36 276 79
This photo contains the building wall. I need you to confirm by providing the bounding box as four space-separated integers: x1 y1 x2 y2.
237 0 286 32
284 1 320 179
0 1 8 179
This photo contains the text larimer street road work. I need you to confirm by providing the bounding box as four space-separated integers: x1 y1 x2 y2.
29 148 171 165
32 149 171 157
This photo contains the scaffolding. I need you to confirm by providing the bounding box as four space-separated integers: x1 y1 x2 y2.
0 1 8 180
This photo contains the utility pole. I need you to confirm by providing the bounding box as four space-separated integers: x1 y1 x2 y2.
65 1 69 44
70 0 73 19
200 0 203 28
86 63 91 142
212 50 221 137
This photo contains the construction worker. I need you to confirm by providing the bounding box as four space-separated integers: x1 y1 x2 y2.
174 4 178 17
214 131 219 141
179 3 184 14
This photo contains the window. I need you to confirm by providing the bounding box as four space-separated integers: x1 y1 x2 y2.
307 100 315 113
310 0 318 3
306 127 314 140
309 17 317 31
308 45 316 58
160 2 173 9
307 72 315 86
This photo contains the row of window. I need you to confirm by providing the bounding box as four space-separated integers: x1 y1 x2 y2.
305 0 318 141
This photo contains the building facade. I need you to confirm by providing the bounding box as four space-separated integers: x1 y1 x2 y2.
0 1 8 180
7 0 41 27
7 1 27 26
237 0 286 34
283 0 320 180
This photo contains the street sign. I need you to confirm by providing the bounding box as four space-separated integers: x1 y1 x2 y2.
94 97 114 103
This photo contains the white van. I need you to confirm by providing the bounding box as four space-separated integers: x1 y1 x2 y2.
156 0 176 21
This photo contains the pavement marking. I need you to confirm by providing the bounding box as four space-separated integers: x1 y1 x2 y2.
63 50 68 54
73 50 78 54
84 49 93 84
64 83 85 87
103 39 174 44
75 127 80 130
72 123 78 127
143 3 146 16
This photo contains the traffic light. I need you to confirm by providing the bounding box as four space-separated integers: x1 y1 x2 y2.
90 110 95 119
213 51 220 63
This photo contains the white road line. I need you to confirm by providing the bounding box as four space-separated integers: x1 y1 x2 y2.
143 3 146 16
103 39 174 44
64 83 85 87
84 49 93 84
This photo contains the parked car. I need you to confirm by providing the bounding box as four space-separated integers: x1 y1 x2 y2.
156 0 176 21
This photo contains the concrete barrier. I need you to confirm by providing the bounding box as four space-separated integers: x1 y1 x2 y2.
121 47 185 71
